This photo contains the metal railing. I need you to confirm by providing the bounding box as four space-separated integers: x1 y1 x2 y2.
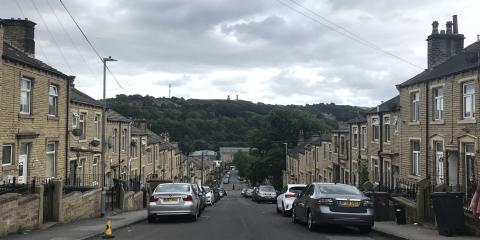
0 177 36 195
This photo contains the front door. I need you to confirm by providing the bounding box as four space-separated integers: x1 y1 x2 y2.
18 143 29 184
447 152 458 189
69 160 78 185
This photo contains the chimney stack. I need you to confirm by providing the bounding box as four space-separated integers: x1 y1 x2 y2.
1 18 36 57
427 15 464 69
446 21 453 34
133 119 147 132
452 15 458 34
432 21 439 34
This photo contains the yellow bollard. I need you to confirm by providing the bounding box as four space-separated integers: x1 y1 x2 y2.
102 219 115 239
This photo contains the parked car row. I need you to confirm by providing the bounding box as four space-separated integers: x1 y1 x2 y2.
275 183 375 234
147 183 227 223
240 185 277 203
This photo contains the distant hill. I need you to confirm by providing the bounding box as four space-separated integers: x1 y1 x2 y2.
107 95 368 153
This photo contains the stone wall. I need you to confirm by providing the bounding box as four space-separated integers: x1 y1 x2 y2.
0 193 40 237
122 190 144 211
61 189 101 223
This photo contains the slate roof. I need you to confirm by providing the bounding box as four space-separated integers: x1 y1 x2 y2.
106 109 130 123
367 95 400 114
398 41 480 88
348 115 367 124
146 129 162 144
2 42 67 77
71 88 102 108
131 126 148 136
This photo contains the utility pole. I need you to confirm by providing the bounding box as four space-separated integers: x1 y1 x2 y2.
101 56 117 217
283 143 288 184
201 152 204 186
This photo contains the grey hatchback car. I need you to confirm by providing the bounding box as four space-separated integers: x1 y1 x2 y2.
291 183 374 233
148 183 201 222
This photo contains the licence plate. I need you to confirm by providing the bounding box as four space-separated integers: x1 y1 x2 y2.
163 198 178 202
339 201 360 207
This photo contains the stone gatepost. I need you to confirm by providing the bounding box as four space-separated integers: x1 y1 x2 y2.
52 179 63 222
35 183 44 225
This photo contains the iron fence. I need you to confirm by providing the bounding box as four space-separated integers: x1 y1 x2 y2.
375 179 418 201
0 177 36 195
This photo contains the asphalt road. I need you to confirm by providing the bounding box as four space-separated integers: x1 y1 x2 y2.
101 170 395 240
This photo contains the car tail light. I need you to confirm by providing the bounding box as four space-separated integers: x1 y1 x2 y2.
362 199 374 208
182 195 193 201
285 192 295 198
149 196 156 202
317 198 335 205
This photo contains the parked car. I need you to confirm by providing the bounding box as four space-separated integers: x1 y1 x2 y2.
244 188 254 198
241 188 247 196
218 188 227 197
203 186 214 206
223 177 229 184
291 183 374 233
252 185 277 203
212 187 221 202
148 183 201 223
276 184 307 216
192 183 206 212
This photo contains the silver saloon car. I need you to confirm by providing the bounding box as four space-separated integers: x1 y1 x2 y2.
148 183 201 223
291 183 374 233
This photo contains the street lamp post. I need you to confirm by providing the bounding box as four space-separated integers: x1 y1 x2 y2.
283 143 288 184
101 56 117 217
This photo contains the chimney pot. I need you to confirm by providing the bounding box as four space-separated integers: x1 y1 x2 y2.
446 21 453 34
452 15 458 34
2 18 36 57
432 21 439 34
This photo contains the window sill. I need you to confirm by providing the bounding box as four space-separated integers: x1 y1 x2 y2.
458 119 476 124
408 122 420 126
430 120 444 125
18 113 34 119
408 174 422 180
78 140 88 143
2 164 16 171
47 115 59 121
384 141 391 145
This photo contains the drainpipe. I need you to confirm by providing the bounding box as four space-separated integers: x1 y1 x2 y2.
118 122 121 177
379 111 384 189
349 125 353 184
127 120 132 176
139 136 143 184
64 77 73 181
357 123 362 186
426 81 430 179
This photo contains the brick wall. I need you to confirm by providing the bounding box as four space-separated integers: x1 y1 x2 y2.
0 60 69 182
0 193 40 236
61 188 101 223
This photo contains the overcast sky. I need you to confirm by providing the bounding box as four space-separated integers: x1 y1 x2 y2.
2 0 479 107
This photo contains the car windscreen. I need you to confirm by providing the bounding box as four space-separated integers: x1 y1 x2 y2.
289 186 306 194
203 186 210 191
259 186 275 192
155 184 190 193
315 184 361 195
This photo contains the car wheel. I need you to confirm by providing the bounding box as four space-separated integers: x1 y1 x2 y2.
147 215 155 223
307 211 316 231
276 204 281 213
359 226 372 234
291 207 298 224
190 212 198 222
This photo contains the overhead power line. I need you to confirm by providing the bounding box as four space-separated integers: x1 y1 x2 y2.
29 0 74 73
14 0 51 65
276 0 424 70
59 0 126 93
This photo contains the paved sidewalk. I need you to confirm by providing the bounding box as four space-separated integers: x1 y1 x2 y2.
3 209 146 240
373 221 478 240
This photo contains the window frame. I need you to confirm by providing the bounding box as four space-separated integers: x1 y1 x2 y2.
434 141 445 184
48 84 58 116
462 81 476 119
93 114 101 139
372 117 380 142
79 112 87 140
92 156 99 183
2 144 14 166
20 78 32 114
121 129 127 151
361 126 367 149
411 91 420 122
411 140 420 176
384 116 391 143
433 87 444 121
464 143 475 181
352 127 358 148
46 142 56 178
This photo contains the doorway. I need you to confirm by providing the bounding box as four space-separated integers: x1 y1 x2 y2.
447 152 458 190
18 143 29 184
